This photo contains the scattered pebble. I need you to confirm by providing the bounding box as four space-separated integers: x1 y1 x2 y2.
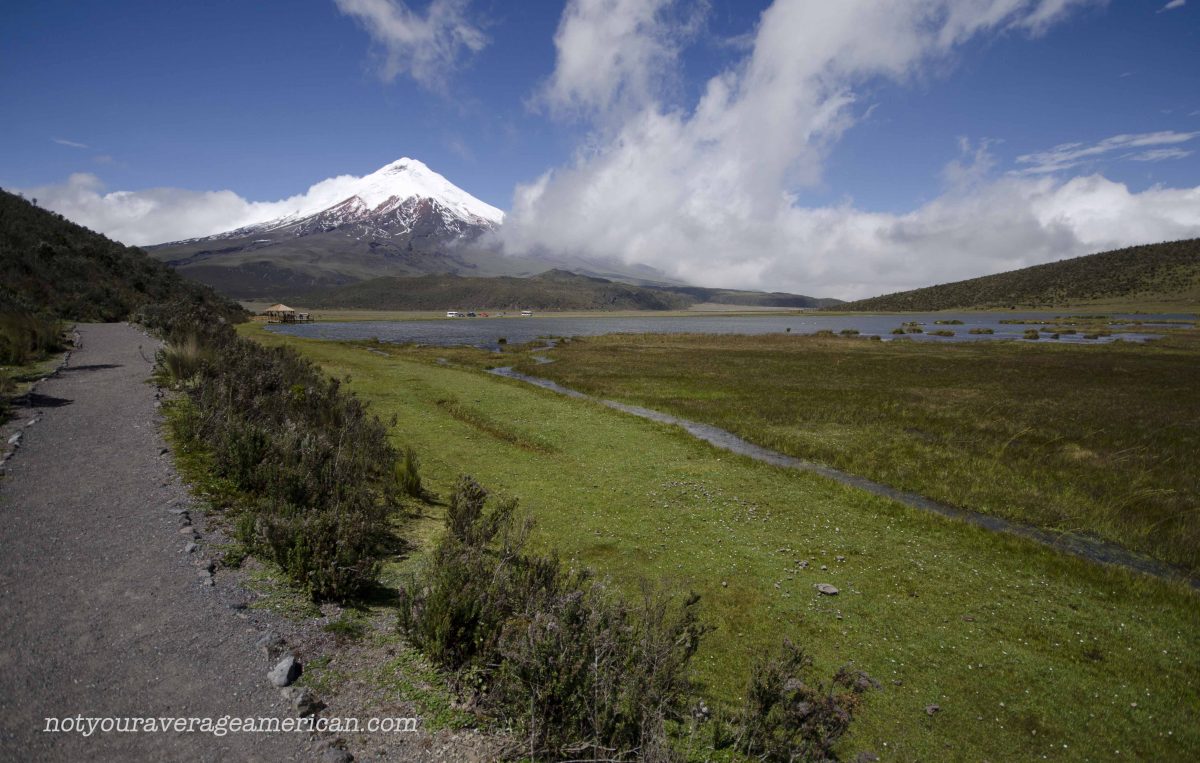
814 583 839 595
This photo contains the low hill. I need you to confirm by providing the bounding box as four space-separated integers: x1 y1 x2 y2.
291 270 839 312
653 285 843 309
835 239 1200 312
293 270 693 311
0 189 243 322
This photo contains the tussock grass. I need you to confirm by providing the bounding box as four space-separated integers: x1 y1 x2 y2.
0 311 62 365
157 333 210 385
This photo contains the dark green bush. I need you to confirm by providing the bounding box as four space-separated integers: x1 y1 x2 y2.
144 297 399 600
735 640 879 762
399 476 708 761
397 445 423 498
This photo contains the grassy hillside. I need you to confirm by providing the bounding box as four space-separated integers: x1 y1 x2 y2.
0 189 243 323
293 270 696 311
837 239 1200 311
650 284 843 308
293 270 838 312
150 229 684 299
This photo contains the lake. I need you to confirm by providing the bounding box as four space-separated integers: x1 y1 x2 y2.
265 311 1181 349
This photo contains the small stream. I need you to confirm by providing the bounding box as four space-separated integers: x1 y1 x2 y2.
488 365 1198 589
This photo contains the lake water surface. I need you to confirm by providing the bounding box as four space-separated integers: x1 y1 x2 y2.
267 311 1181 349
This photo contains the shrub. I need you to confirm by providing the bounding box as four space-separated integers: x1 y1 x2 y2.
968 328 994 335
0 368 13 419
397 445 424 498
734 640 879 762
399 475 708 761
891 328 906 335
0 311 62 365
147 300 399 600
1023 329 1040 340
839 329 859 336
157 333 210 385
929 329 955 337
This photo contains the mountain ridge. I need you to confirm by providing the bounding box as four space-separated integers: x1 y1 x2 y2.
832 239 1200 312
285 269 837 312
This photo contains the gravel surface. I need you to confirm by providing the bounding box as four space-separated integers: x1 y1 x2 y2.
0 324 311 761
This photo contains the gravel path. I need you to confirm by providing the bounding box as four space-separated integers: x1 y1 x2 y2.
0 324 311 761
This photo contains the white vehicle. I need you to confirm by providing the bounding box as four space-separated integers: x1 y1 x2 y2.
520 310 533 317
446 311 464 318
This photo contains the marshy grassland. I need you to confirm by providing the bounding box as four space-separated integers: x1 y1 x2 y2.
513 330 1200 576
242 323 1199 762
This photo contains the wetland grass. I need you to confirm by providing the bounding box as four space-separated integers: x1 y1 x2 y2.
243 324 1200 761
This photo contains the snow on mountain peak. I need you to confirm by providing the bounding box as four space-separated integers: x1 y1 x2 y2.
250 157 504 232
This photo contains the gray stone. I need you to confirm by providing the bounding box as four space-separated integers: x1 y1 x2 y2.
185 542 198 554
836 555 846 562
8 433 21 446
269 655 302 688
925 704 941 716
814 583 839 595
290 687 325 717
257 632 286 659
321 749 354 763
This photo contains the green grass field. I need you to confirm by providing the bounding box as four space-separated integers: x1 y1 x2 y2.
512 331 1200 576
242 324 1199 762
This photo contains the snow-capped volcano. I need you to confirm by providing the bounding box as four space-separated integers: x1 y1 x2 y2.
147 157 524 296
149 157 674 298
211 157 504 239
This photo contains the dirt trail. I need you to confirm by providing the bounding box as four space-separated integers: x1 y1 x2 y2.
0 324 310 761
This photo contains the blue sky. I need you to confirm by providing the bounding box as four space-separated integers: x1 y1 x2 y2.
3 0 1199 297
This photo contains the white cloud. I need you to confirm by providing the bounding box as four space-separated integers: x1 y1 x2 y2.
21 165 448 247
1015 131 1200 174
52 138 89 149
1158 0 1185 12
1125 147 1193 162
334 0 487 89
535 0 703 119
21 174 272 247
502 0 1200 298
